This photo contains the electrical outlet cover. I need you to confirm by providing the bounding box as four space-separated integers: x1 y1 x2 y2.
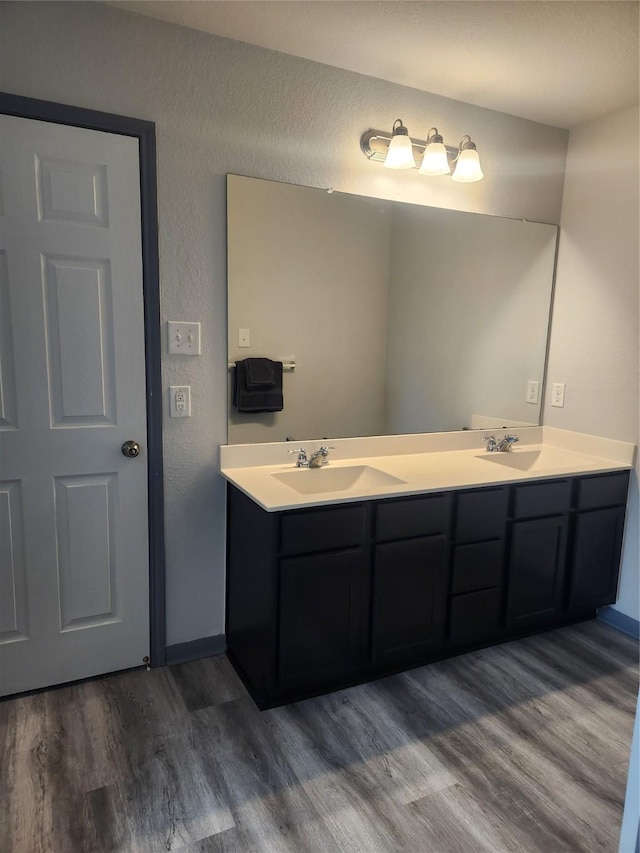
551 382 566 408
526 380 539 404
169 385 191 417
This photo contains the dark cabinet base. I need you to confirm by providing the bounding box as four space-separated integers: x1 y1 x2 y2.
228 609 599 710
226 470 629 710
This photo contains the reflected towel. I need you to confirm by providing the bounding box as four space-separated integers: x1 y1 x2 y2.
233 358 283 413
244 357 278 389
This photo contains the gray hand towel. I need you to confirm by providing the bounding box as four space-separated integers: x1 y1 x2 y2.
233 359 284 413
244 358 277 389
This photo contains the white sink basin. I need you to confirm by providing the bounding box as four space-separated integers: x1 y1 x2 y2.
272 465 406 495
476 448 577 472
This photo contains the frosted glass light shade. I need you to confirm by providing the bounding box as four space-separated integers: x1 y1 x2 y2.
418 142 450 176
451 148 484 182
384 134 416 169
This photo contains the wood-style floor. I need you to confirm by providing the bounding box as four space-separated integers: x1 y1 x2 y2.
1 619 637 853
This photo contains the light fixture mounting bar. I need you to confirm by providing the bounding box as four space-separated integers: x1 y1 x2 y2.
360 128 458 166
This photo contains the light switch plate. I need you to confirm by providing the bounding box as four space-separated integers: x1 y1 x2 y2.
168 321 201 354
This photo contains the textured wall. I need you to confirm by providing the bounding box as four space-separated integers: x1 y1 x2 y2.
544 105 639 620
0 2 569 644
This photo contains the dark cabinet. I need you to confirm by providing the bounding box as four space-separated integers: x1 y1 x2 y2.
451 540 504 594
569 471 629 612
372 536 447 664
375 494 448 541
568 471 629 613
506 480 571 629
569 508 625 610
280 504 365 554
226 469 629 709
507 516 568 628
372 494 449 664
449 487 508 647
450 588 503 646
513 479 571 519
455 488 508 543
279 548 368 690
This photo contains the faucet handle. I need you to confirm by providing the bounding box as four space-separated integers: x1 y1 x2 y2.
482 435 498 452
288 447 307 459
319 445 335 453
288 448 308 467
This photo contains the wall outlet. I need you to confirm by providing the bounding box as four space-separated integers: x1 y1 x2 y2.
169 385 191 417
551 382 566 408
238 328 250 348
168 321 201 354
526 380 539 404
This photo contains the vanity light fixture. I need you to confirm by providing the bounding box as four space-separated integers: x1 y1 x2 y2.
361 120 484 182
383 119 416 169
451 135 484 183
418 128 450 176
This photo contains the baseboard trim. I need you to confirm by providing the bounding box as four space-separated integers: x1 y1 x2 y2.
165 634 226 666
598 607 640 639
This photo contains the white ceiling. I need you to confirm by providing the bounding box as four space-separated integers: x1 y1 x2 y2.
112 1 639 129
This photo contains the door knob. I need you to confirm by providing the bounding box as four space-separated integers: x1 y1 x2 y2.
121 440 141 458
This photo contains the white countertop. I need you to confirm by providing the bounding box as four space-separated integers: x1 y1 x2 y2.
220 427 635 512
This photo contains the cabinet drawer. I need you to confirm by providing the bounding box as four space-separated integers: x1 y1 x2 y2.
455 488 508 543
449 588 502 646
452 540 504 594
577 473 630 510
513 480 571 519
375 494 448 542
280 504 365 555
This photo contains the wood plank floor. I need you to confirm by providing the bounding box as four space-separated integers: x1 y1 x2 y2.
1 619 637 852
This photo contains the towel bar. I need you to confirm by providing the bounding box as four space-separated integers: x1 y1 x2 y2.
228 360 295 372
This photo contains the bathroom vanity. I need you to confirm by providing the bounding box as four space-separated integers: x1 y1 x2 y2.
222 428 634 709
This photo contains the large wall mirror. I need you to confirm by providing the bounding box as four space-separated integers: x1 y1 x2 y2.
227 174 558 445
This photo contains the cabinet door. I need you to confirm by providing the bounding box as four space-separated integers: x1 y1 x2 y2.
372 536 446 665
569 507 625 611
278 549 368 691
507 517 567 629
450 588 502 646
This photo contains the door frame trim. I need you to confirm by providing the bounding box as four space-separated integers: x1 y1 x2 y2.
0 92 167 667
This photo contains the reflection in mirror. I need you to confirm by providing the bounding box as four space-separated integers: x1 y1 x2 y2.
227 175 558 445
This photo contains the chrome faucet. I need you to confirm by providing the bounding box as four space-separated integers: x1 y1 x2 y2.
288 446 335 468
483 434 519 452
483 435 498 452
308 446 335 468
288 448 309 467
497 434 519 452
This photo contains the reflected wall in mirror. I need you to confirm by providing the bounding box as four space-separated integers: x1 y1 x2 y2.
227 174 558 444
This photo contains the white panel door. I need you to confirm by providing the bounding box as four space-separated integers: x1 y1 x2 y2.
0 115 149 696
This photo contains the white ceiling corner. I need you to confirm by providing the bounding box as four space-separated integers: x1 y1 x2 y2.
110 0 639 129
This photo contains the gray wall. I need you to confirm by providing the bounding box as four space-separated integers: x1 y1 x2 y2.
544 105 639 621
0 2 569 644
